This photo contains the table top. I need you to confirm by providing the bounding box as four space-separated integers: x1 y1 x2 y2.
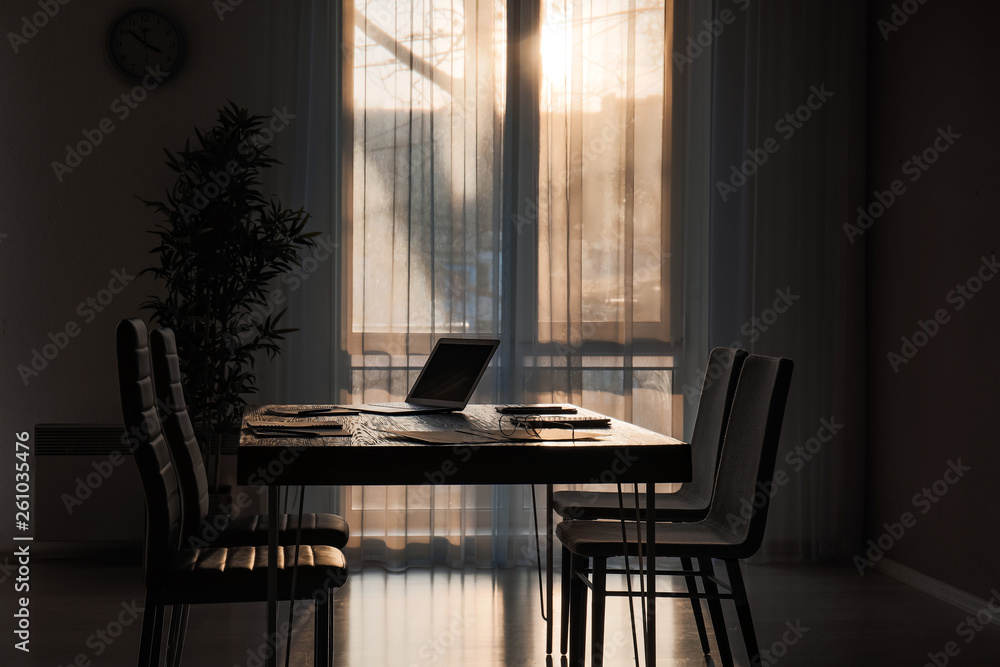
237 404 690 486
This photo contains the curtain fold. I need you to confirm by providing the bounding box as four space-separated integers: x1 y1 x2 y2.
709 0 867 561
345 0 512 568
522 0 685 507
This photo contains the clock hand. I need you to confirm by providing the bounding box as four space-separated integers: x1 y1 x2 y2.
128 29 164 54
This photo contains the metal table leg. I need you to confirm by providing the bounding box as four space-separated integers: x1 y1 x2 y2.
267 485 278 667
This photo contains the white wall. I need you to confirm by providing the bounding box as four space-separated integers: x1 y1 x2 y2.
0 1 285 546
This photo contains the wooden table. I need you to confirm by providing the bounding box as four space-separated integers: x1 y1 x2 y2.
238 404 690 667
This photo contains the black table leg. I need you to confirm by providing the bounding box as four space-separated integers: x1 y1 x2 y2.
546 482 554 655
645 480 656 664
267 485 278 667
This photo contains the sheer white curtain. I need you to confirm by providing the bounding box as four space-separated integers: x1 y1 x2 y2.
526 0 679 432
265 0 526 568
515 0 689 507
263 0 699 569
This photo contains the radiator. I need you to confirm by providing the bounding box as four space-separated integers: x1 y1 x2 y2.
35 424 145 543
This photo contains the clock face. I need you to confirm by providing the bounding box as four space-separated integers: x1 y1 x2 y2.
107 9 185 82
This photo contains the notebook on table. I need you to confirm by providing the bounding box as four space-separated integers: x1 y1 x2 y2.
341 337 500 415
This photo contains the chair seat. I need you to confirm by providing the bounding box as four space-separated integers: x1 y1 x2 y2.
159 544 348 604
556 518 751 560
191 511 350 549
552 489 708 522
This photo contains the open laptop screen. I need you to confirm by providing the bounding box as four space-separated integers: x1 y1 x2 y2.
407 338 500 408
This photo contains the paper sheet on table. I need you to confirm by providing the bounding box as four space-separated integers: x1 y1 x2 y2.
382 429 606 445
265 407 359 417
247 419 344 430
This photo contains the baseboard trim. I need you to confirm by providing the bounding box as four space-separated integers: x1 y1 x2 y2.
876 558 1000 628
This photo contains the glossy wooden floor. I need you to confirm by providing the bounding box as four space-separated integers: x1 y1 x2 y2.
5 553 1000 665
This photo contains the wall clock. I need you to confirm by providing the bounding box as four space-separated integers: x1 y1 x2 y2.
107 9 186 82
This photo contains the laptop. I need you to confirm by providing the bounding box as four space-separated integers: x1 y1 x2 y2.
343 338 500 415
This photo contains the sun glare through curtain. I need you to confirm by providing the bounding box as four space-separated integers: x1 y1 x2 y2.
526 0 677 436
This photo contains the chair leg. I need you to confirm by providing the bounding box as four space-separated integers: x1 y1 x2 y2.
725 559 760 666
164 604 189 667
164 605 180 667
680 557 711 655
137 598 163 667
315 595 331 667
175 604 190 667
568 552 589 667
590 558 607 667
700 557 733 666
329 588 335 662
560 545 572 655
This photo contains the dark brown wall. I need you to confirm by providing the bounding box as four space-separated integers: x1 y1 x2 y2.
866 0 1000 596
0 1 282 546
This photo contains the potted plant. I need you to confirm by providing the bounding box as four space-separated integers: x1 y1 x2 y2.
141 102 318 486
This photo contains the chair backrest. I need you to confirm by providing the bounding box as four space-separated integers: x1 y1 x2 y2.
149 327 211 543
683 347 748 507
705 354 793 556
116 318 183 586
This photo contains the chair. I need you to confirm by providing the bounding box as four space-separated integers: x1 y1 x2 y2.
552 347 747 654
117 318 348 667
556 354 793 666
148 326 350 551
150 325 352 666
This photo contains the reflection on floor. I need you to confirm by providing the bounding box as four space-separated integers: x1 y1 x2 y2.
5 554 1000 665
